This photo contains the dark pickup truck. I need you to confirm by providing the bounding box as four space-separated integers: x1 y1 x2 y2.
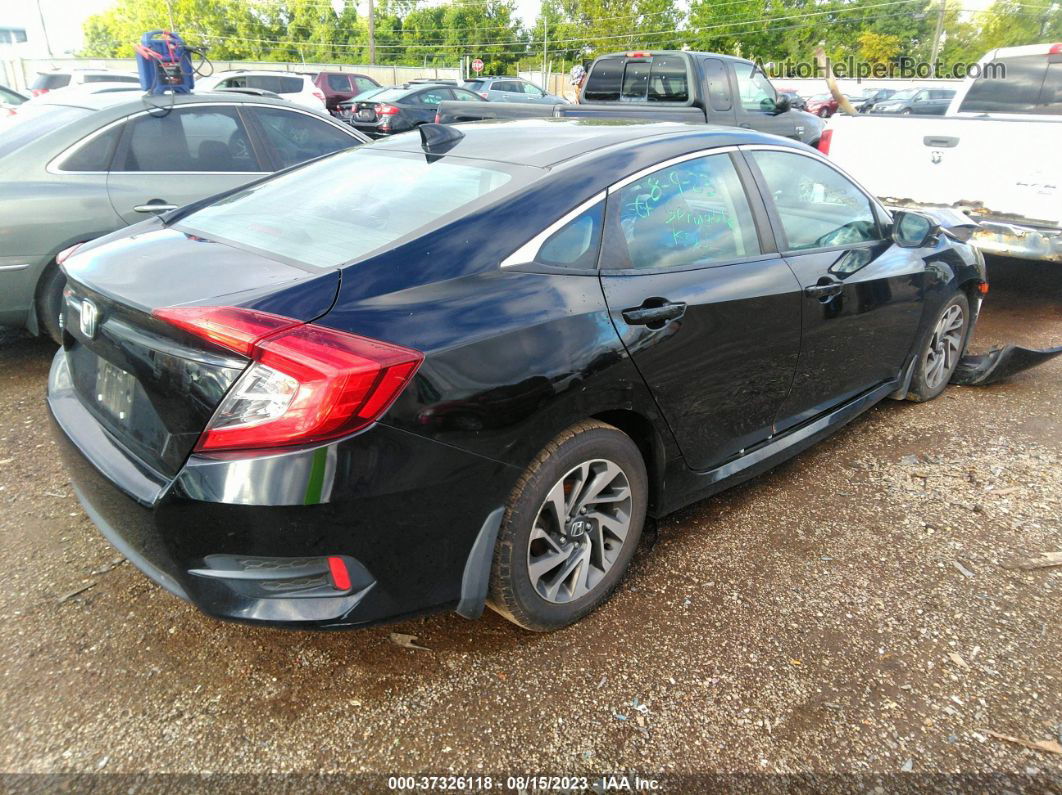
436 50 824 146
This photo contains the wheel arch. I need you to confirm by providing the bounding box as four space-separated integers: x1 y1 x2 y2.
591 408 667 517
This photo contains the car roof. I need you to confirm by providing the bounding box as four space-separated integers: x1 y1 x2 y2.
26 90 324 113
368 118 799 169
597 50 755 66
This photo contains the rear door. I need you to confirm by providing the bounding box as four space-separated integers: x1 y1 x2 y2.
405 88 450 122
743 147 926 429
730 61 796 139
106 105 268 224
598 149 803 471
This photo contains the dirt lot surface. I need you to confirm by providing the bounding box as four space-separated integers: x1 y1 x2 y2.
0 257 1059 787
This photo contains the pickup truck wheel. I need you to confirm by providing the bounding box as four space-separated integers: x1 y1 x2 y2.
35 263 65 345
487 420 647 632
908 293 970 402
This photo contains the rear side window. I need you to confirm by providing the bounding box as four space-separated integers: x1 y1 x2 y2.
326 74 351 91
959 54 1056 114
32 73 70 90
250 107 357 169
246 75 304 94
583 58 623 101
537 203 604 269
59 124 121 171
703 58 732 111
178 149 526 269
116 106 260 172
751 151 879 251
607 153 760 270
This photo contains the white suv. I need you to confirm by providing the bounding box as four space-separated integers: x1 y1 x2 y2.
30 69 140 97
196 71 327 111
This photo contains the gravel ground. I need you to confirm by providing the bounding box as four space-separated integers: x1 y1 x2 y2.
0 256 1058 787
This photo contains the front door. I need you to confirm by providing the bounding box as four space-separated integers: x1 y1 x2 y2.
599 150 802 471
743 148 927 430
106 105 267 225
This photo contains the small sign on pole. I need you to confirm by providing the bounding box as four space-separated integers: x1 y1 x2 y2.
471 58 484 74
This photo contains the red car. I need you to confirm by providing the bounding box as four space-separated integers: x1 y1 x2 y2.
805 93 865 117
314 71 382 115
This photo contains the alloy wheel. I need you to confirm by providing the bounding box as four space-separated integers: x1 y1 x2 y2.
924 304 965 389
526 459 633 604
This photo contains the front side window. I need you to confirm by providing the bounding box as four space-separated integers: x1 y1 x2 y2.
608 153 760 270
520 82 544 96
115 107 260 172
177 150 527 269
734 64 776 112
750 151 879 251
250 107 357 169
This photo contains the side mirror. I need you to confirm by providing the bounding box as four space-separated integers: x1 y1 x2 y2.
892 211 938 248
772 94 791 115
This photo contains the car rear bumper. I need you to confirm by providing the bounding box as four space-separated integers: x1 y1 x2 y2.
47 350 519 629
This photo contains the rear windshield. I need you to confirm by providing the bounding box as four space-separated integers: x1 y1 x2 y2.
959 54 1060 115
32 73 71 90
584 55 689 102
176 149 532 269
464 80 484 90
83 74 139 84
0 104 91 160
362 87 415 103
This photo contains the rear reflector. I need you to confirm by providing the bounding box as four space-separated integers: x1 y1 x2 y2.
1050 43 1062 55
978 281 989 295
328 556 352 590
153 306 423 452
817 128 833 155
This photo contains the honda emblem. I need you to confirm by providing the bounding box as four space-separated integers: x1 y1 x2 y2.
80 299 99 339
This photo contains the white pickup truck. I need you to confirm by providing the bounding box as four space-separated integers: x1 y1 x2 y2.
821 43 1061 262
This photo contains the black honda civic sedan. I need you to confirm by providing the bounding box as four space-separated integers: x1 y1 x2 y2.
49 120 985 632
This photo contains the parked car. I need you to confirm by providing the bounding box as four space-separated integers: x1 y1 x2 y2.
823 43 1062 262
50 119 985 633
314 70 381 114
406 78 460 86
463 76 566 104
335 86 391 123
29 69 140 97
856 88 897 113
436 50 825 146
805 93 864 117
0 92 367 342
195 71 327 111
869 88 956 115
0 84 27 114
350 84 485 136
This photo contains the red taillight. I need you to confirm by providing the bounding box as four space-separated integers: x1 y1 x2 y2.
153 306 300 356
56 243 83 265
31 88 48 96
328 556 351 590
313 89 326 102
152 306 423 452
978 281 989 295
1049 43 1062 55
375 103 399 116
434 111 441 123
817 128 833 155
626 51 652 58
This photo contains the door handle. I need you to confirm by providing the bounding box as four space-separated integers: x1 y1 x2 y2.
133 202 178 214
621 299 687 327
803 281 844 299
923 136 958 148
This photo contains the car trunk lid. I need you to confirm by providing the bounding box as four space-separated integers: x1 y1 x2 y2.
60 227 340 478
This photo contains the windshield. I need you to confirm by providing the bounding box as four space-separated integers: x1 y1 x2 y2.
0 104 92 160
176 149 533 269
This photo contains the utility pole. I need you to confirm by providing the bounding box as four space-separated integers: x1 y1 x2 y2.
368 0 376 65
542 14 548 85
930 0 946 69
35 0 53 56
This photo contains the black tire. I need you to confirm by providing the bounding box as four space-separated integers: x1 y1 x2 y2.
488 420 648 631
901 108 912 115
907 292 971 403
35 264 66 345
